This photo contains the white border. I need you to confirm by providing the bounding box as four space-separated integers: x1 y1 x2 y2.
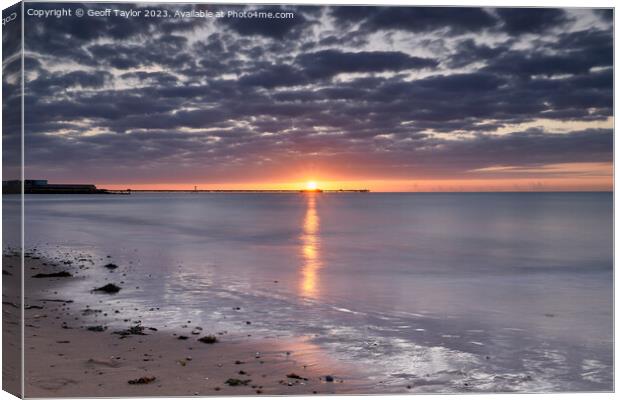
0 1 616 400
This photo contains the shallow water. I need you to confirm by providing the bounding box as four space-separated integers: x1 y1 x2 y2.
8 192 613 392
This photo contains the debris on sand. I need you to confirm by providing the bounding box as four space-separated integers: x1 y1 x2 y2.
113 324 147 337
325 375 335 382
128 376 156 385
39 299 74 303
225 378 251 386
33 271 72 278
87 326 107 332
93 283 121 293
178 335 189 340
198 335 219 344
104 263 119 270
286 373 308 381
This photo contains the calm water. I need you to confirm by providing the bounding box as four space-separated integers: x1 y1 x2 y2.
9 192 614 392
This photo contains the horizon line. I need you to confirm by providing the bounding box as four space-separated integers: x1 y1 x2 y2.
7 180 612 194
115 188 613 193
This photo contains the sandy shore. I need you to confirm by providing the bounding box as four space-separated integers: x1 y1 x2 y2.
2 250 22 397
13 251 382 397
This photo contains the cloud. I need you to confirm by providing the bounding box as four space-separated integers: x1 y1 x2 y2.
239 64 308 88
331 6 497 35
239 50 437 88
483 28 612 79
495 8 570 34
16 5 612 186
447 39 509 68
297 50 438 78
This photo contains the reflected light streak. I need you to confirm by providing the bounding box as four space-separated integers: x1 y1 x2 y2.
300 194 322 298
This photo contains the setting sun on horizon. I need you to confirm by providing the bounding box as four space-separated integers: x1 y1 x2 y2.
99 170 613 193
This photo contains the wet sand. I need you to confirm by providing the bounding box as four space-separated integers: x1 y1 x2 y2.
13 251 381 397
2 250 22 397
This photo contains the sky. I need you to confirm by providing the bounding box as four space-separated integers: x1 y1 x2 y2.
11 3 614 191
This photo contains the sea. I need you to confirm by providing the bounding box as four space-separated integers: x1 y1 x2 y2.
5 192 614 392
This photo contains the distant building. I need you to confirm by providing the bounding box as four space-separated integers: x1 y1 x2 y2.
26 180 48 186
3 180 103 194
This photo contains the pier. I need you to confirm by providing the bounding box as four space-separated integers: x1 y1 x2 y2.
2 180 369 194
127 189 370 194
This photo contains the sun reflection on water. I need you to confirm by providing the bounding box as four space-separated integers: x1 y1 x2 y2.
300 193 322 298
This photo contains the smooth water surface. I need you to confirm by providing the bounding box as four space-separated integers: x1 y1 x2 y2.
11 192 613 392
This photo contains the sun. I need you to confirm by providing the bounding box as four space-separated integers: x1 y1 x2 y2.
306 181 318 190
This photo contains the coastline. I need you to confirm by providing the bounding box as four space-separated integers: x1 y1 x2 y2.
15 251 380 397
5 189 613 396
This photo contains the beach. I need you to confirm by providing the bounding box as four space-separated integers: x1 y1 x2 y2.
1 192 613 395
17 251 377 397
3 2 613 395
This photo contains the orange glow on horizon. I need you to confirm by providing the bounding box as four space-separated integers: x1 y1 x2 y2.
98 162 612 192
101 177 612 192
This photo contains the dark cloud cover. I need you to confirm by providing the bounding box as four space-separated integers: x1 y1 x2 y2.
495 8 570 34
331 6 498 35
2 3 23 179
14 3 613 186
298 50 438 78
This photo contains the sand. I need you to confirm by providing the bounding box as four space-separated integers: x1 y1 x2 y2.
7 251 383 397
2 251 22 397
